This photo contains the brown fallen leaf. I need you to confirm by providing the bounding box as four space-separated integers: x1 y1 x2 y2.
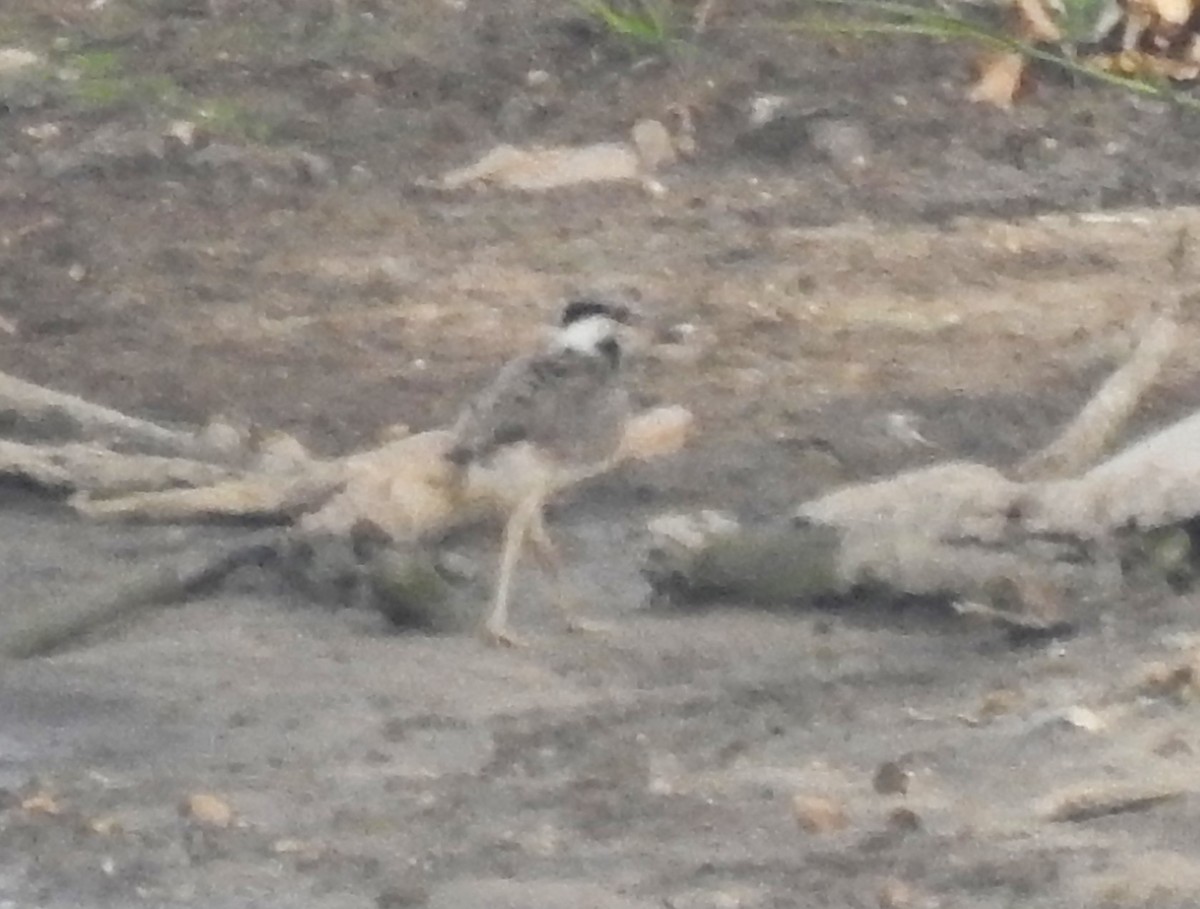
790 793 849 834
968 51 1028 109
180 793 234 828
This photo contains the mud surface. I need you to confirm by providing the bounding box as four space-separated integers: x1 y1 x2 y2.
6 2 1200 907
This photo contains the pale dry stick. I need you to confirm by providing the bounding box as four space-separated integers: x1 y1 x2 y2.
0 370 210 459
65 408 694 531
1015 312 1180 481
73 471 347 523
0 439 240 496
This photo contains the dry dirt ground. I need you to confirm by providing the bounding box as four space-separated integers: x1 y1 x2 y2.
8 2 1200 907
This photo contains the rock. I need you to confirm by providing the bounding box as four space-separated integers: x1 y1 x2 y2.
631 118 677 171
20 791 61 816
1057 705 1107 733
809 118 872 171
748 93 789 128
790 793 848 834
0 49 51 111
872 760 911 796
886 807 922 832
0 48 44 74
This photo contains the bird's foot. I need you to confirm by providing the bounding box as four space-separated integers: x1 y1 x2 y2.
481 623 528 648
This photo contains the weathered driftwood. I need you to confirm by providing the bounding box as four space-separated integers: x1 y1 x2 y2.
646 314 1190 625
0 439 241 497
0 390 693 657
0 370 224 458
1015 312 1178 481
68 406 695 537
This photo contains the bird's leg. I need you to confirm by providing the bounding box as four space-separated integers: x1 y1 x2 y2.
482 493 541 647
528 508 612 636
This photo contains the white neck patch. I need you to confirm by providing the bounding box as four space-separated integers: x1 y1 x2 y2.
556 315 615 354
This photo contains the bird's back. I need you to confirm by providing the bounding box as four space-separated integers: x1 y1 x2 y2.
450 346 628 470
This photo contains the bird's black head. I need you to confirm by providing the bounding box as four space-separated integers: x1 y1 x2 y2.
560 297 633 327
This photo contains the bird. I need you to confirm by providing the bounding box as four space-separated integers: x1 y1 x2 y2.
447 295 637 646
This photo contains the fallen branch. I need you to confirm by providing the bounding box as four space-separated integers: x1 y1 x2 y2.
0 382 693 656
0 528 485 660
646 313 1186 624
0 532 280 659
1015 312 1179 481
0 439 241 497
0 370 222 458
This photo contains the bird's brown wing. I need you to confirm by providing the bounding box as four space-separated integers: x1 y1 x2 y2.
449 349 622 466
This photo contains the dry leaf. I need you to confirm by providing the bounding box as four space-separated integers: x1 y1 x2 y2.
1014 0 1064 41
968 52 1028 109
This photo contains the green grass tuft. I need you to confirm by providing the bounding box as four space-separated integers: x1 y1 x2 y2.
579 0 677 47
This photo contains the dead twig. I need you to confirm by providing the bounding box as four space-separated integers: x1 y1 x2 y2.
0 369 219 459
0 531 282 660
1016 313 1179 481
0 439 241 497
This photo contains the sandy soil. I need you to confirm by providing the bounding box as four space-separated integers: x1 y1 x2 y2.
6 1 1200 907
